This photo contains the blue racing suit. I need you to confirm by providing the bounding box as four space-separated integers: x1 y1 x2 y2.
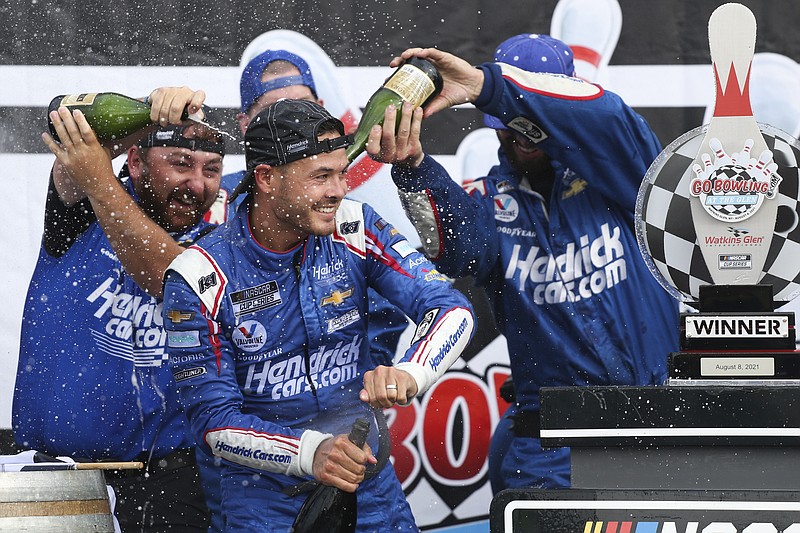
391 62 679 491
14 175 231 530
162 199 474 531
195 172 412 532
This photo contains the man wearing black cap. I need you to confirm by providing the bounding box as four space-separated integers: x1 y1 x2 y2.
162 99 475 531
13 87 226 531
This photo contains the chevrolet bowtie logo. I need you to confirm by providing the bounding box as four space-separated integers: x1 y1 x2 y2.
166 309 195 323
322 288 353 306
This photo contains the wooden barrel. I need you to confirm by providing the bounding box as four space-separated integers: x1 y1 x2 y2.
0 470 114 532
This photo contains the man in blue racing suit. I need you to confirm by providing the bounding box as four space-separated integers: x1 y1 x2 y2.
204 48 411 532
368 35 679 492
162 99 475 531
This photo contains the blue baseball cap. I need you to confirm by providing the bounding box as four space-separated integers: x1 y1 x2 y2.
240 50 318 113
484 34 576 129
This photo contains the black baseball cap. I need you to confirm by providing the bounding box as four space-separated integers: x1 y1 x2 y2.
230 99 352 201
137 122 226 155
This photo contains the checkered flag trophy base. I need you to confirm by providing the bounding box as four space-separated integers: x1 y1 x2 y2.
636 3 800 384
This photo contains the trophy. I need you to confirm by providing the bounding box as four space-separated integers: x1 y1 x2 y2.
636 3 800 384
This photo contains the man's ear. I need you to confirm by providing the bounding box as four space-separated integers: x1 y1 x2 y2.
252 164 274 193
236 112 250 137
127 145 144 183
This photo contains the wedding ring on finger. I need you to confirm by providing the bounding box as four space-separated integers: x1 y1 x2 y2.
386 384 398 391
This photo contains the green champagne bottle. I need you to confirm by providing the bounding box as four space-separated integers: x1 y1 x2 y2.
346 57 443 161
47 92 154 142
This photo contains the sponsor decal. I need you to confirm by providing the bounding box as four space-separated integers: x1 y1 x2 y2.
430 318 469 372
703 234 764 246
411 308 439 345
86 277 168 367
285 139 309 154
494 194 519 223
167 330 201 348
423 269 448 282
500 496 800 533
463 180 488 197
497 226 536 239
198 272 217 293
214 440 293 464
232 321 268 352
719 253 752 270
173 367 206 382
229 281 281 317
408 256 428 269
374 218 388 230
504 223 627 305
561 177 588 199
170 353 203 364
507 116 548 143
243 335 362 399
392 240 417 258
312 258 348 287
321 288 353 306
496 180 514 193
99 247 118 261
327 308 361 333
689 137 782 223
166 309 195 324
339 220 360 235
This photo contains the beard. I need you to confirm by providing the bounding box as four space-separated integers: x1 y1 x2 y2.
136 163 208 233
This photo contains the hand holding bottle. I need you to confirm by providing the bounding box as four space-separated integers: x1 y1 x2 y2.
390 47 485 116
365 102 425 168
43 106 117 205
145 86 206 125
47 87 207 143
311 429 376 493
291 419 373 533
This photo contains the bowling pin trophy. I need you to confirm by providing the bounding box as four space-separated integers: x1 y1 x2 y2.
637 3 800 384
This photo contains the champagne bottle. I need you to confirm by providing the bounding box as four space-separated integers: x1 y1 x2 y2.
346 57 443 161
290 418 371 533
47 92 156 142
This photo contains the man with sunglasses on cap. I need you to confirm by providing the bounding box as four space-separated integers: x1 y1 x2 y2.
162 98 475 531
13 87 227 531
369 34 679 493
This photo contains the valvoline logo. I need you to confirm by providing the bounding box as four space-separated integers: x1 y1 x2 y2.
232 320 267 353
494 194 519 223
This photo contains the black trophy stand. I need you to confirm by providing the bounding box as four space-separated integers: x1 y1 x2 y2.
668 284 799 384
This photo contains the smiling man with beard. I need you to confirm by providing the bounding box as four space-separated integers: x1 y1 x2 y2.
13 87 226 532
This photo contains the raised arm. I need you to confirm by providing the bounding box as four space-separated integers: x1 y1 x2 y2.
41 87 208 297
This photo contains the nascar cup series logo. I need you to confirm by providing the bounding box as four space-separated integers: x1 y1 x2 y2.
689 137 782 223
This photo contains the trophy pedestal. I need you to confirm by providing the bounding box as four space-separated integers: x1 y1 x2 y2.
668 284 799 385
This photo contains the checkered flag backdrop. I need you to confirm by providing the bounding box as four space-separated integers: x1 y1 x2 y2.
636 124 800 302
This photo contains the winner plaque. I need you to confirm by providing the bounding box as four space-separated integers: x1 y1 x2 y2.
635 3 800 384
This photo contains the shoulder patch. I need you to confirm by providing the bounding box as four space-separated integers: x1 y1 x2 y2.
167 246 228 317
333 199 367 258
463 179 488 197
